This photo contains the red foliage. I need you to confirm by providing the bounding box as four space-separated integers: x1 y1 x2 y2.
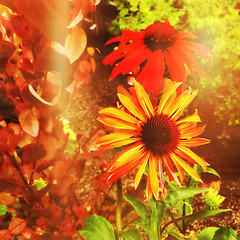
0 1 106 239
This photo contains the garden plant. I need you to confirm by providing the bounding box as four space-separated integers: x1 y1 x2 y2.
0 0 239 240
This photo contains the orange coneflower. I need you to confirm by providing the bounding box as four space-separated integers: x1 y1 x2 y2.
103 21 211 95
97 79 210 199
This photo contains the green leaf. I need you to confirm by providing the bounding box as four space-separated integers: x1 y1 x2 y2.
124 195 150 224
0 204 7 216
122 228 141 240
187 209 230 224
149 199 165 240
198 227 219 240
206 167 221 179
164 187 209 209
166 229 185 240
78 215 116 240
213 226 240 240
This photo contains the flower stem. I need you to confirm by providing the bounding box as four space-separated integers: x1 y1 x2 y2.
116 179 123 240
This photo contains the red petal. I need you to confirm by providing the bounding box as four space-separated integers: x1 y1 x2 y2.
137 50 165 95
164 47 186 83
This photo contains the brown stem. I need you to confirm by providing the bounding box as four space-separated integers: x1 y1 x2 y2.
6 152 34 195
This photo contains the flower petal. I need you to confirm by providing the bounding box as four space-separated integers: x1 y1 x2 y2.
171 90 198 121
108 142 144 172
146 173 152 199
158 158 165 196
98 117 137 130
133 79 155 118
164 47 186 84
177 146 209 170
180 125 206 138
157 80 182 114
179 138 210 147
149 155 159 199
176 109 201 124
163 155 181 186
135 152 149 189
137 50 165 95
97 132 140 149
99 107 139 124
118 86 146 122
170 153 202 182
168 89 191 116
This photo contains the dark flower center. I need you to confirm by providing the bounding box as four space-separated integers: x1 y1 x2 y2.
143 21 176 52
140 114 180 156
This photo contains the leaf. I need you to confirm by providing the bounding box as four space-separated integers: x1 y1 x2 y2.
213 226 240 240
8 217 27 235
0 229 11 240
149 199 165 240
0 204 7 216
164 187 209 209
28 84 54 106
22 143 46 163
122 228 142 240
124 195 150 225
198 227 219 240
0 193 16 205
13 0 68 44
19 109 39 137
78 215 116 240
53 26 87 64
187 209 230 224
0 179 19 193
206 167 221 179
166 229 185 240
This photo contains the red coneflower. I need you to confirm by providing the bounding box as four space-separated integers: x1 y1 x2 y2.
97 79 210 199
103 21 211 95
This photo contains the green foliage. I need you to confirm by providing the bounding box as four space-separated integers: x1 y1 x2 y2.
184 0 240 139
164 187 209 209
198 226 240 240
78 215 116 240
0 204 7 216
108 0 186 35
122 229 142 240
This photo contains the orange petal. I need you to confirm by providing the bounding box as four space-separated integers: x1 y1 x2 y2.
118 87 146 122
99 107 139 124
135 152 149 189
157 80 182 114
107 153 144 182
168 89 191 116
98 138 141 149
163 155 181 186
170 153 202 182
97 132 134 145
132 79 154 118
146 173 152 199
162 91 177 115
179 138 210 147
98 117 137 130
177 146 209 170
176 109 201 124
108 143 144 172
180 125 206 138
158 157 165 196
149 155 159 199
171 90 198 121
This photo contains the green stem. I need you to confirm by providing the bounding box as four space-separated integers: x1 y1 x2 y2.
116 179 123 240
160 210 204 236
